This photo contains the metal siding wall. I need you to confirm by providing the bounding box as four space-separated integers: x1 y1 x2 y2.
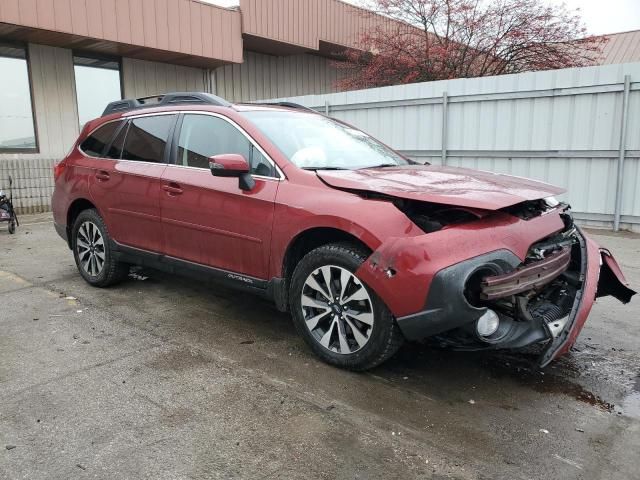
274 63 640 231
239 0 411 53
121 58 209 98
0 43 79 213
0 50 210 213
215 51 342 102
0 0 243 64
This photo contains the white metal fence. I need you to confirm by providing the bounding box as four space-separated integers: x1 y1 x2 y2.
273 63 640 232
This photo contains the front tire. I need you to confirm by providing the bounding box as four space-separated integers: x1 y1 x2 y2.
289 243 404 371
71 209 128 287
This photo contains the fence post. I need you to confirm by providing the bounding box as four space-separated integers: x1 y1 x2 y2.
441 91 448 165
325 100 330 116
613 75 631 232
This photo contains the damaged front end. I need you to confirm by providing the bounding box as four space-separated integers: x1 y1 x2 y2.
359 201 635 366
435 213 634 365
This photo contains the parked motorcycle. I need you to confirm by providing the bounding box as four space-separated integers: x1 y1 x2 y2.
0 175 19 234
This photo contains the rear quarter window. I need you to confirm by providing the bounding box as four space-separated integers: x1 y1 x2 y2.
80 121 122 157
121 115 175 163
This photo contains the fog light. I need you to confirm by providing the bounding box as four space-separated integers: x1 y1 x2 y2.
476 309 500 337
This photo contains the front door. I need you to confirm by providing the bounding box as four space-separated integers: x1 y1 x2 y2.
89 114 177 253
160 113 280 279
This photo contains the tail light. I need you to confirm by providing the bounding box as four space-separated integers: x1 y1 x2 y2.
53 161 66 181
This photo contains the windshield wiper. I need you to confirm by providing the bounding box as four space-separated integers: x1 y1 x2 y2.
358 164 399 169
301 167 348 171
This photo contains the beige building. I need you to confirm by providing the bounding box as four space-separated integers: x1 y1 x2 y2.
0 0 403 212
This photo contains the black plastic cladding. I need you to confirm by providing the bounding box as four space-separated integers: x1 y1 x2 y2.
102 92 232 117
102 93 316 118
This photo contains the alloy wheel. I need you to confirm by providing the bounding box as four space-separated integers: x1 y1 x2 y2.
76 221 106 277
301 265 374 354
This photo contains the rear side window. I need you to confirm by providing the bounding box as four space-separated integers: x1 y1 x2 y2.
121 115 175 163
80 121 121 157
105 122 128 159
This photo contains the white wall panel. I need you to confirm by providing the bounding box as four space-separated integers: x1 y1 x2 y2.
121 58 209 98
275 63 640 231
215 51 342 102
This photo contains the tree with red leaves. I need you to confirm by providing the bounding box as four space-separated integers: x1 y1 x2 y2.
336 0 605 89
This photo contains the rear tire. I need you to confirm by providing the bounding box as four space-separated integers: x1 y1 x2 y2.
71 209 128 287
289 242 404 371
8 220 15 234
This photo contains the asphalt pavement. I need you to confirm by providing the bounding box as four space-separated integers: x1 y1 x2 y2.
1 214 638 480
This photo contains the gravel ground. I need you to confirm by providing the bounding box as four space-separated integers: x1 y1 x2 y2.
0 214 638 480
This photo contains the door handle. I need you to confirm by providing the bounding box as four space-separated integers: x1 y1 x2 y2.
96 170 110 181
162 182 183 195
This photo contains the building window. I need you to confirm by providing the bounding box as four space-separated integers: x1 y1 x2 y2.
73 55 122 128
0 44 37 152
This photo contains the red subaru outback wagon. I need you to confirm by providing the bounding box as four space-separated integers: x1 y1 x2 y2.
52 92 634 370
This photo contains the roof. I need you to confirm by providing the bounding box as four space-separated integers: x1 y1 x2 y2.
598 30 640 64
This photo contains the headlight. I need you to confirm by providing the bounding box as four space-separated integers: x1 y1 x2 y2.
545 196 560 208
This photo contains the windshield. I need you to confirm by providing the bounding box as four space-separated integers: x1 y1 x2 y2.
240 110 411 170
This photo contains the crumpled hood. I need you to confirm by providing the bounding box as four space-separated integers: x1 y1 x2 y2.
316 165 565 210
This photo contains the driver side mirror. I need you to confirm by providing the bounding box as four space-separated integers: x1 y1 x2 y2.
209 154 255 191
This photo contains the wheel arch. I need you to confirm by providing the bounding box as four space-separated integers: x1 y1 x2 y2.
271 226 374 312
283 227 373 278
65 198 98 248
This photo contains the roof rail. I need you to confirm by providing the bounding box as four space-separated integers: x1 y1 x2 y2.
102 92 231 116
254 101 317 113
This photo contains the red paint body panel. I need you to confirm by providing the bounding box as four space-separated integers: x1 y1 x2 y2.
90 159 167 253
356 210 565 317
267 173 425 282
600 249 629 285
550 235 601 360
317 166 565 210
159 166 278 278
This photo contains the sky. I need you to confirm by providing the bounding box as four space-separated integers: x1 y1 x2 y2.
205 0 640 35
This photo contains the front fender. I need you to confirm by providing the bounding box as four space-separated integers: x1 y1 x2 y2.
355 210 565 317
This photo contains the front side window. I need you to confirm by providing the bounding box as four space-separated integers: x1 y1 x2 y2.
80 121 122 157
177 114 276 177
74 56 122 128
0 44 37 152
120 115 176 162
241 110 410 171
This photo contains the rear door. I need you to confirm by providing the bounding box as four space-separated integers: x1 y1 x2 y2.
89 113 177 253
160 112 280 279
